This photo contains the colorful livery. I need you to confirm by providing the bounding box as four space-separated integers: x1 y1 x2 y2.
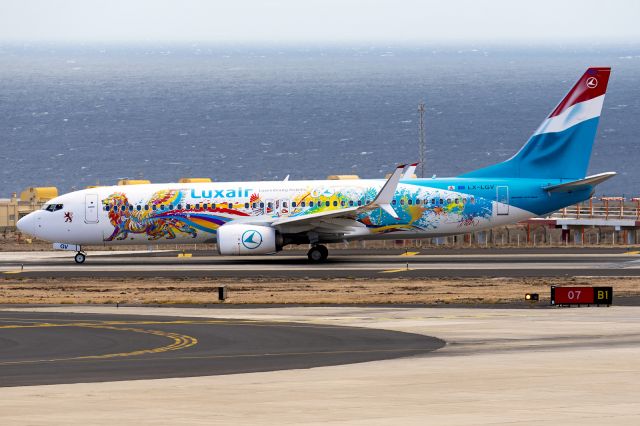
17 68 616 263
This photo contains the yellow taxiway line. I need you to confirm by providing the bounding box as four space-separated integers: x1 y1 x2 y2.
0 321 198 365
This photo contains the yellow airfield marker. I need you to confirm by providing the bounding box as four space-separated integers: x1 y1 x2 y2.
177 253 193 258
400 251 419 256
380 268 413 274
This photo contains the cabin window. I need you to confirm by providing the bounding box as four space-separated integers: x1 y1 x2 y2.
203 203 208 209
332 201 337 207
291 201 297 208
260 202 265 208
431 198 435 204
152 205 157 211
439 198 443 204
136 205 142 211
186 204 191 210
144 205 149 211
301 201 306 207
244 202 249 209
415 198 420 204
103 206 109 211
454 198 459 204
408 199 413 205
446 199 451 204
349 200 354 207
325 201 330 207
228 203 232 209
309 201 314 207
400 199 405 205
168 204 173 210
392 199 397 205
357 200 362 206
470 197 476 204
177 204 182 210
282 201 288 208
129 205 134 211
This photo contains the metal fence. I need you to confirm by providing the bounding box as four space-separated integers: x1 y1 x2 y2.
551 197 640 220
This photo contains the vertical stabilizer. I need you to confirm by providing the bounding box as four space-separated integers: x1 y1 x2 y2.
461 67 611 179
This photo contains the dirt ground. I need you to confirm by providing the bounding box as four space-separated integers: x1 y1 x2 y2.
1 276 638 305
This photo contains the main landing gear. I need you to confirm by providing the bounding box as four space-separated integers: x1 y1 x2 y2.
307 244 328 262
74 251 87 264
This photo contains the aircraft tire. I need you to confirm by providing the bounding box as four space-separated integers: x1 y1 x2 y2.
307 245 328 262
74 252 86 264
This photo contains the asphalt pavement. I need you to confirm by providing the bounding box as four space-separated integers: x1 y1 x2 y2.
0 310 444 387
2 248 640 278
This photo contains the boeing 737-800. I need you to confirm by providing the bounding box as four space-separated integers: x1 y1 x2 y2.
17 67 615 263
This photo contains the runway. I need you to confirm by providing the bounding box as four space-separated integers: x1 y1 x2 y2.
2 248 640 278
0 310 444 387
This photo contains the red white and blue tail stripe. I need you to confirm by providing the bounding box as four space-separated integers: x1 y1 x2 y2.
534 67 610 136
462 67 611 180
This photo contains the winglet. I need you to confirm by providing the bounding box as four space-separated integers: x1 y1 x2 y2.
402 163 419 178
370 164 405 219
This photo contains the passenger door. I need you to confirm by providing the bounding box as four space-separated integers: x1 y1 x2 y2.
85 194 99 223
496 186 509 215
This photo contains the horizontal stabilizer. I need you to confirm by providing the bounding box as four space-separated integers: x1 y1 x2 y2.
543 172 616 193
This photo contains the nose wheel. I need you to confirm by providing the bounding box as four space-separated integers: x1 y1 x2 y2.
307 245 328 262
74 252 86 264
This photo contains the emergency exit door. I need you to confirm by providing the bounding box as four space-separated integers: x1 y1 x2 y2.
496 186 509 215
85 194 99 223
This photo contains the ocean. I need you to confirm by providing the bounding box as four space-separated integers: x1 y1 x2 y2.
1 44 639 197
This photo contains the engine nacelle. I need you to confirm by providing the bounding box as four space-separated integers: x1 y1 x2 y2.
216 224 282 255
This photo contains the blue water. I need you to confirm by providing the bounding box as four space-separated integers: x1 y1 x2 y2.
1 44 639 197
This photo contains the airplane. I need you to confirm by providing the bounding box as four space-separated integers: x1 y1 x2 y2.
17 67 614 264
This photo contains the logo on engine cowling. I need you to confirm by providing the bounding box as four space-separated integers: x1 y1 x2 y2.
241 230 263 249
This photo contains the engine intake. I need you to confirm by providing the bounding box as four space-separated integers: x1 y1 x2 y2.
217 224 281 255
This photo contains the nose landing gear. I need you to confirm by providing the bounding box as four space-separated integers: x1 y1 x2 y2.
307 244 328 262
74 252 87 264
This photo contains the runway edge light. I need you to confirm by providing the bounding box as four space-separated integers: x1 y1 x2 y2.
525 293 539 302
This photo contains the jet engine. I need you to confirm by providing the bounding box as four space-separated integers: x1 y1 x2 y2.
216 224 282 255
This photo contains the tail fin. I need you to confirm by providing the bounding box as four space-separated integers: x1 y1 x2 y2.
461 67 611 179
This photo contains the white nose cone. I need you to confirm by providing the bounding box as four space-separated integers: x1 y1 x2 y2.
16 214 34 236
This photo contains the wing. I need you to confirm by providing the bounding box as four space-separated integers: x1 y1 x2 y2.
271 163 406 228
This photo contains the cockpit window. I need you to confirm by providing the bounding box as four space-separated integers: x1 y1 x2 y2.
43 204 63 212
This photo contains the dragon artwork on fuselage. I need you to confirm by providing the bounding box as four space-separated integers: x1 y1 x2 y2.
101 184 494 242
102 189 247 241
